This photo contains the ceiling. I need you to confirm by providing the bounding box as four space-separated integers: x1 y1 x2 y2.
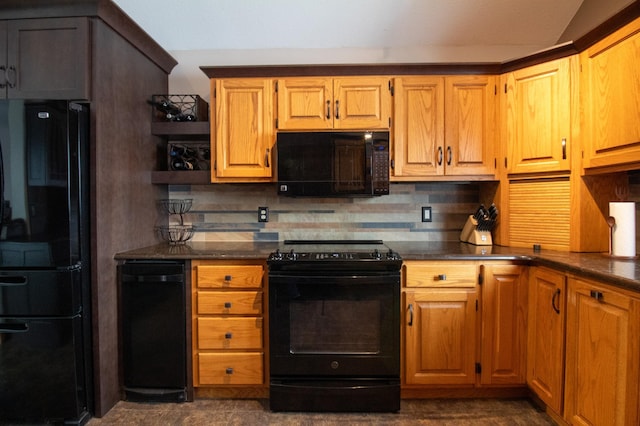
111 0 634 63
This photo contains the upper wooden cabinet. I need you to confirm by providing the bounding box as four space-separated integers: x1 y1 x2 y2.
0 18 90 100
212 78 275 181
581 18 640 171
276 76 391 130
393 75 496 178
502 57 573 175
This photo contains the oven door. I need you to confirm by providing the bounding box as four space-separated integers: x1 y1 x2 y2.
269 272 400 378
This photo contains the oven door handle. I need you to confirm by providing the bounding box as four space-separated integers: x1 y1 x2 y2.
408 303 414 326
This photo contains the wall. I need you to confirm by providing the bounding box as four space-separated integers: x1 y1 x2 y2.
628 173 640 251
169 182 482 243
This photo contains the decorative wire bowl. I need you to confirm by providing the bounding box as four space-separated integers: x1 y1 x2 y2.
156 225 194 245
159 199 193 215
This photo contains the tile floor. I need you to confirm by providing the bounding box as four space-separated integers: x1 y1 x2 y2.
87 398 555 425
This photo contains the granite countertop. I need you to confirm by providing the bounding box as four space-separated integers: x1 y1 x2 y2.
115 241 640 293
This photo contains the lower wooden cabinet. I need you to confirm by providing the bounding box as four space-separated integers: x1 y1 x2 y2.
192 261 266 387
564 276 640 426
526 266 566 415
404 261 478 385
197 353 263 386
404 287 478 385
480 263 527 385
403 261 527 388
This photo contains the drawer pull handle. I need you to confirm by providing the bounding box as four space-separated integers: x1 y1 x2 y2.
437 274 447 281
224 302 232 309
590 290 604 301
225 332 233 339
225 368 234 375
224 275 232 281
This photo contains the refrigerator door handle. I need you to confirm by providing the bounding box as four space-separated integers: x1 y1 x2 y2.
0 322 29 333
0 275 27 286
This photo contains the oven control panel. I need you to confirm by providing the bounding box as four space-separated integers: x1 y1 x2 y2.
267 248 402 263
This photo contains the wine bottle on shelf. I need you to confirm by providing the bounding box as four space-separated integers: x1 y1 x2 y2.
148 98 181 121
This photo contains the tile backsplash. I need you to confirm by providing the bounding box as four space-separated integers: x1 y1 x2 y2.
168 182 482 242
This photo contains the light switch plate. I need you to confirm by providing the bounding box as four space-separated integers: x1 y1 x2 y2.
422 206 432 222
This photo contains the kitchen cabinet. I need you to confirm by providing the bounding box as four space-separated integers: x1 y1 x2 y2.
403 260 528 388
581 17 640 171
192 261 265 386
0 18 90 100
276 76 391 130
211 78 274 181
526 266 566 415
393 75 496 178
479 263 527 385
502 57 573 175
403 261 478 385
564 276 640 426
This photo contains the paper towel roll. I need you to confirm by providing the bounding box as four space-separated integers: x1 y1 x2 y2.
609 201 636 257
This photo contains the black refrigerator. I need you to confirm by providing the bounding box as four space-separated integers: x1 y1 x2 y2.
0 100 93 424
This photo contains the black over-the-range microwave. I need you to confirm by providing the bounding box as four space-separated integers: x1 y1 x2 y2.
276 131 390 197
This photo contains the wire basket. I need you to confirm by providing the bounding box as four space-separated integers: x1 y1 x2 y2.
156 225 195 245
159 199 193 215
168 143 210 171
150 94 208 122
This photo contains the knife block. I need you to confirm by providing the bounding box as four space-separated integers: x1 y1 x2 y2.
460 215 493 246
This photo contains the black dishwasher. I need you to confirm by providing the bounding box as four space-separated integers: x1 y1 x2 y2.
119 260 188 402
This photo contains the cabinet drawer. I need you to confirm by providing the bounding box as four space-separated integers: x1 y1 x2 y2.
197 317 263 350
195 265 264 289
197 352 263 385
404 261 477 288
197 291 262 315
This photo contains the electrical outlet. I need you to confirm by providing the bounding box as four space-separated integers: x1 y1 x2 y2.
258 207 269 222
422 206 432 222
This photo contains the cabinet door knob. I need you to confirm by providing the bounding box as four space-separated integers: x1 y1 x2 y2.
224 275 232 281
335 100 340 119
437 274 447 281
225 368 234 375
225 332 233 339
437 147 443 166
326 100 331 119
447 146 452 166
224 302 232 309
